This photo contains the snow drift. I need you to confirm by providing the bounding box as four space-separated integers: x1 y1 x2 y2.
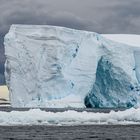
4 25 140 108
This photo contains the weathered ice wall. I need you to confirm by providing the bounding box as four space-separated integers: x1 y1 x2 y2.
4 25 140 108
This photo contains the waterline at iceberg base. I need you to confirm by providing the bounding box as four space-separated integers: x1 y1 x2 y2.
0 108 140 125
4 25 140 108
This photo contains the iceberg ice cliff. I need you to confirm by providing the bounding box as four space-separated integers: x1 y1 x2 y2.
4 25 140 108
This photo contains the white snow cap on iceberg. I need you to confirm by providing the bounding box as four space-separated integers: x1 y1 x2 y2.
102 34 140 47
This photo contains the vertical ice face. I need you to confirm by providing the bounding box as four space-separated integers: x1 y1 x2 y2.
4 25 140 108
134 51 140 83
85 56 139 108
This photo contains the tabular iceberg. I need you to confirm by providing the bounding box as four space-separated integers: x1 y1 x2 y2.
4 24 140 108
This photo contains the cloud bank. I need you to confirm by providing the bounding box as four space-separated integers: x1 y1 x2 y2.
0 0 140 84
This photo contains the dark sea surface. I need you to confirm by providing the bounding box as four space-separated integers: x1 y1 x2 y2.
0 106 140 140
0 106 127 112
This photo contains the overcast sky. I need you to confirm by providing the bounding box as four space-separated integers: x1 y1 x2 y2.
0 0 140 84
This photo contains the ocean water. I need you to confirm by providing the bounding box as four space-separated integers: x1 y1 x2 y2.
0 125 140 140
0 107 140 140
0 106 126 112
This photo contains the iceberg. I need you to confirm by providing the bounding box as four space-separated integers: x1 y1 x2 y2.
4 25 140 108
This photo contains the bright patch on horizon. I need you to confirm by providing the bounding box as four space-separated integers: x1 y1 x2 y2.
0 86 9 100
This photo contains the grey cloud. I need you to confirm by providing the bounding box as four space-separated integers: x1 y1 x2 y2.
0 0 140 85
1 0 140 34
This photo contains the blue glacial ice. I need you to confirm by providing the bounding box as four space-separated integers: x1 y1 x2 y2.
4 25 140 108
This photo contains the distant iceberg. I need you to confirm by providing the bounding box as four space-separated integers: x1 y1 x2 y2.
4 25 140 108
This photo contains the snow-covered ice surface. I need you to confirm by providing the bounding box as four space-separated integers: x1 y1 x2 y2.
4 25 140 108
0 108 140 125
102 34 140 47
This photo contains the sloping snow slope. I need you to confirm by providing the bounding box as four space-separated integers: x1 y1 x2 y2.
102 34 140 47
4 25 140 108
